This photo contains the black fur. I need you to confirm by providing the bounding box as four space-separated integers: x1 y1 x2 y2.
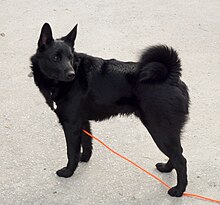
30 23 189 197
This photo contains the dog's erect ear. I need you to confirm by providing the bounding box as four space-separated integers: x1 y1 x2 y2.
62 24 77 47
38 23 54 50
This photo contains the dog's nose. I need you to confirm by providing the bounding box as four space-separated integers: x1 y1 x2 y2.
66 70 75 80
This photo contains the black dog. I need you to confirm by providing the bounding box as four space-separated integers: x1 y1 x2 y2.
30 23 189 197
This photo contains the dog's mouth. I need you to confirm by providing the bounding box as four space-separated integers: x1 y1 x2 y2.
55 76 75 82
62 77 75 82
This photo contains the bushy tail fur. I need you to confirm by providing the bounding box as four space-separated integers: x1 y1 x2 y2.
138 45 181 83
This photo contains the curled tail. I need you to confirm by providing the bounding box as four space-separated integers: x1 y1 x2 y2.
138 45 181 83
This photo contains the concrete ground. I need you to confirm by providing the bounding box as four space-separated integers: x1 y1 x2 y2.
0 0 220 204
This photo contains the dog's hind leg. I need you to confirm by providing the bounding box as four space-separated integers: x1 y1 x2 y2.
80 121 93 162
140 116 187 197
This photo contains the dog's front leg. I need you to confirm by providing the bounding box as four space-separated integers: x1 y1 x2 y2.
56 121 81 178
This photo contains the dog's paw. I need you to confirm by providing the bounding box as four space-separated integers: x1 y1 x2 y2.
168 186 184 197
156 163 173 173
56 167 74 178
80 151 92 162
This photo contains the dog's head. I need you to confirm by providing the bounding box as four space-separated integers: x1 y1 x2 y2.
34 23 78 82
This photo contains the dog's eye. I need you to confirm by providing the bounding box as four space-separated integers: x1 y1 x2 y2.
52 54 61 62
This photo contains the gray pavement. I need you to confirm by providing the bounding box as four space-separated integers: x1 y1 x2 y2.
0 0 220 204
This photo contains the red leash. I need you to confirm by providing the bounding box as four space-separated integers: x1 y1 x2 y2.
83 129 220 204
